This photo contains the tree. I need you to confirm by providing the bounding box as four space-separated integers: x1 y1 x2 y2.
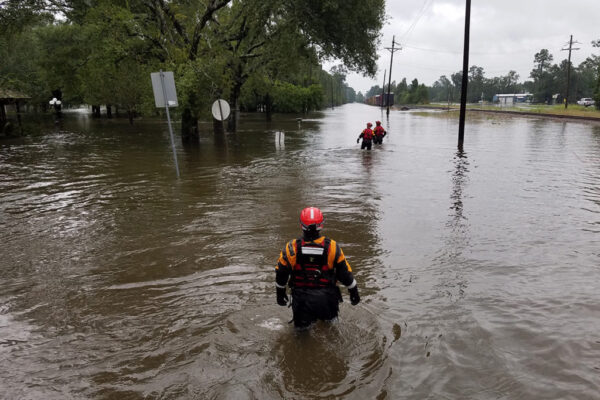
467 65 485 103
355 91 365 103
430 75 452 103
207 0 384 131
530 49 554 103
451 71 462 100
590 39 600 110
286 0 384 76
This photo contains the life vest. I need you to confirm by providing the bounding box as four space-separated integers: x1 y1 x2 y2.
291 238 335 288
374 126 385 137
362 128 374 141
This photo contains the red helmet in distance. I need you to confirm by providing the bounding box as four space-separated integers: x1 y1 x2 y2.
300 207 324 231
376 120 381 125
367 122 373 127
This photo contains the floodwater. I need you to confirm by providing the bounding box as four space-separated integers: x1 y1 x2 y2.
1 103 599 399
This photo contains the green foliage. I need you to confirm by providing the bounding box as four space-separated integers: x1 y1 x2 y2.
1 0 385 128
0 25 48 105
288 0 384 76
270 82 323 113
34 23 88 104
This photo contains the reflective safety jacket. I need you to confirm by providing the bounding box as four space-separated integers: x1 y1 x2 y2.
359 128 374 141
276 236 356 289
374 125 386 137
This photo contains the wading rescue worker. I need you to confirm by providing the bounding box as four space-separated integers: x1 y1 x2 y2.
357 122 374 150
275 207 360 328
373 120 387 144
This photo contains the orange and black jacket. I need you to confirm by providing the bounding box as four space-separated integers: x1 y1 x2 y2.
358 128 374 142
276 236 356 289
374 125 386 137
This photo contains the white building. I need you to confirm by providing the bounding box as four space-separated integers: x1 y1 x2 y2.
493 93 532 105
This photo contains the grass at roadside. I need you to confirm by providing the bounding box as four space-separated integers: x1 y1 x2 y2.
421 103 600 119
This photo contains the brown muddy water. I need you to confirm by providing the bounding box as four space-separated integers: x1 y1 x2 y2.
1 103 599 399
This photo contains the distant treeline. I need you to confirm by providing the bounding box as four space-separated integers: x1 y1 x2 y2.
0 0 384 136
360 45 600 108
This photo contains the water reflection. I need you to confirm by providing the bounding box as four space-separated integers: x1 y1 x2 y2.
432 150 470 300
449 150 469 231
276 327 348 395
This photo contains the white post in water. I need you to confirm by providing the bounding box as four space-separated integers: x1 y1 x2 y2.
151 70 180 178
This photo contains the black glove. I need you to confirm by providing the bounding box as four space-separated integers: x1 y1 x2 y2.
348 286 360 305
276 287 288 306
356 138 360 144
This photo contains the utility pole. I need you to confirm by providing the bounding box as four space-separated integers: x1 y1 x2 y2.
381 69 386 109
561 35 580 109
458 0 471 151
385 36 401 116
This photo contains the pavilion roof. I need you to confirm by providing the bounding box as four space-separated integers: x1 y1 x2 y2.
0 89 31 100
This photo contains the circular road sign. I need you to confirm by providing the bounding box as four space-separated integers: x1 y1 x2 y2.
211 99 231 121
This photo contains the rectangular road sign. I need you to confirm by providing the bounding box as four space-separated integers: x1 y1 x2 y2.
151 71 178 108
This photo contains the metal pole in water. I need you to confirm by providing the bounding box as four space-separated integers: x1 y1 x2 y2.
160 70 180 178
458 0 471 151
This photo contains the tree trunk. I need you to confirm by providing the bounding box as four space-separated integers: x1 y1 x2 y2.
0 102 6 125
15 101 23 135
106 104 112 118
181 107 199 144
228 84 242 132
127 109 134 125
227 62 246 132
213 117 225 135
265 93 272 122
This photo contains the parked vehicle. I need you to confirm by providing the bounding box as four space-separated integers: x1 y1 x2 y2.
576 98 595 107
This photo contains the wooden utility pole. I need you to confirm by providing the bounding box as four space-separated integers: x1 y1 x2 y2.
562 35 580 109
458 0 471 151
381 69 386 109
385 36 401 116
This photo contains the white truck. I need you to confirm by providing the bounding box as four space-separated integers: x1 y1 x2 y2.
576 98 595 107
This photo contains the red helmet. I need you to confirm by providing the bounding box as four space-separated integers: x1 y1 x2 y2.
300 207 324 231
376 121 381 125
367 122 373 127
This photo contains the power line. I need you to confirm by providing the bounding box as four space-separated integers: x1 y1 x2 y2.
399 0 434 43
403 44 565 56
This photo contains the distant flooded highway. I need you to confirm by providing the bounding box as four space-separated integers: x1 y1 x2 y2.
1 104 599 399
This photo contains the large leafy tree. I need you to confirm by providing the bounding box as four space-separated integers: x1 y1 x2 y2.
530 49 555 103
589 39 600 110
200 0 384 131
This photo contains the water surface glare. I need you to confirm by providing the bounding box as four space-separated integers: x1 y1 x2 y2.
1 104 599 399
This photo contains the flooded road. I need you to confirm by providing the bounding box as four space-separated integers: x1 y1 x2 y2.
1 103 599 399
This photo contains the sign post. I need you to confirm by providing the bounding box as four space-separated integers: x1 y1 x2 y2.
151 70 180 178
211 99 230 134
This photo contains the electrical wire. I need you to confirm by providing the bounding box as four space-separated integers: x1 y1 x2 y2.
398 0 435 44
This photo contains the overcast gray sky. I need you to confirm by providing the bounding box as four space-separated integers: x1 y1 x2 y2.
336 0 600 94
